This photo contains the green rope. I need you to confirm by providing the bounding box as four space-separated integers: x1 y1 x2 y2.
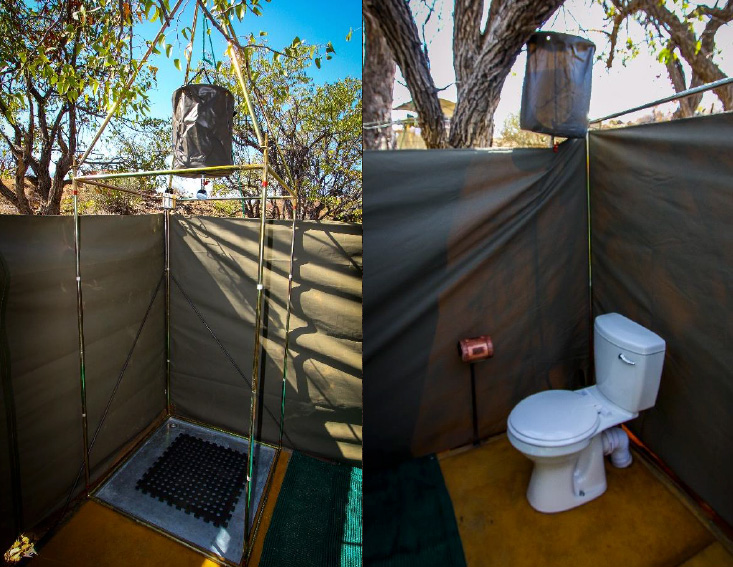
202 16 217 68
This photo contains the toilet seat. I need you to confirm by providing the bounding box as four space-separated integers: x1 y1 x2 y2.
508 390 600 447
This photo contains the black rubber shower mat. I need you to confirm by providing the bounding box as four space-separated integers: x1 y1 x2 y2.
135 433 248 527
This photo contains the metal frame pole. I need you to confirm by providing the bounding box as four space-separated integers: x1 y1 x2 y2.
244 136 268 552
279 209 297 446
72 174 91 494
585 131 594 388
165 208 172 415
589 77 733 125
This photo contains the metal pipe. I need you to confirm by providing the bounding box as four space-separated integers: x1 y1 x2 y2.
244 137 269 550
228 41 264 147
176 195 295 202
165 209 171 415
78 0 185 168
76 163 263 181
279 210 297 446
76 178 159 198
585 131 593 388
72 175 91 493
267 166 296 198
589 77 733 124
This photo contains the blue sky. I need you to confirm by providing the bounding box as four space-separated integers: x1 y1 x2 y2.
139 0 361 118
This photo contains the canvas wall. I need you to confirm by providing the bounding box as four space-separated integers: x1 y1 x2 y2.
589 112 733 527
364 142 590 464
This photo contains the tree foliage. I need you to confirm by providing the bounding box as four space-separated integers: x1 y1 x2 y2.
495 113 552 147
364 0 565 148
0 0 299 215
0 0 161 214
600 0 733 115
208 46 362 222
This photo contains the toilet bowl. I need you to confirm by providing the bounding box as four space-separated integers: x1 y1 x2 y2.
507 313 666 513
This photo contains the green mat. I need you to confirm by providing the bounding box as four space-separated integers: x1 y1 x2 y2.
364 455 466 567
260 452 362 567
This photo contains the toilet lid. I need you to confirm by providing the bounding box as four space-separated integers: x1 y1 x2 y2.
508 390 600 447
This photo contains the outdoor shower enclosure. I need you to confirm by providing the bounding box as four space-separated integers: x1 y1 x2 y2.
364 109 733 534
0 208 362 564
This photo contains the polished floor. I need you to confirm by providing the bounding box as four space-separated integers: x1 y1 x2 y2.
439 435 733 567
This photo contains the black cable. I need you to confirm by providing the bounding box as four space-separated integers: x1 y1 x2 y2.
171 274 250 385
49 274 164 536
171 274 282 427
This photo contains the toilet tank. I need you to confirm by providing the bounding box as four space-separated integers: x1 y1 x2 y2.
594 313 666 413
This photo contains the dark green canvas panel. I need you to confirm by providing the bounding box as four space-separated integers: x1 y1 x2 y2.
364 142 590 464
79 215 166 476
0 217 83 531
169 217 362 464
0 215 166 534
0 241 15 549
589 112 733 527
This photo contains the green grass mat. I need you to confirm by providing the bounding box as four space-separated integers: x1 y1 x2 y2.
364 455 466 567
259 452 362 567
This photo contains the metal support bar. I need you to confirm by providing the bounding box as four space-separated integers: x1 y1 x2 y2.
177 195 295 202
279 211 297 446
244 137 268 552
470 364 479 446
72 176 91 494
76 178 160 198
589 77 733 124
585 131 593 388
165 210 172 415
78 0 185 167
75 163 263 181
227 37 263 147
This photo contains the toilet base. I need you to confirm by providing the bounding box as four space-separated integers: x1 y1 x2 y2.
526 435 607 513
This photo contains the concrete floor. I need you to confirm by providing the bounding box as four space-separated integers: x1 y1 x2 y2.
439 435 733 567
28 449 291 567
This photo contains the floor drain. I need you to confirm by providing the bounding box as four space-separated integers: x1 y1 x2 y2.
135 433 248 527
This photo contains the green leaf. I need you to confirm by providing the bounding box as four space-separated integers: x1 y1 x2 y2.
345 28 353 42
174 58 181 71
314 57 321 69
326 41 335 54
165 43 173 58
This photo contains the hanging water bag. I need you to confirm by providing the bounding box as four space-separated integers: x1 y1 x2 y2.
520 32 595 138
172 84 235 177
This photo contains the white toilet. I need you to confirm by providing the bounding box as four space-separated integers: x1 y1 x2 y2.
507 313 666 513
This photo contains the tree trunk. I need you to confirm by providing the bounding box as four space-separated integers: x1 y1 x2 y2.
609 0 733 110
665 47 703 119
363 9 396 150
364 0 447 148
367 0 564 148
449 0 565 147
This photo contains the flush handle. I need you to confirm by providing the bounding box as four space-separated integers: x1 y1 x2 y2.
618 353 636 366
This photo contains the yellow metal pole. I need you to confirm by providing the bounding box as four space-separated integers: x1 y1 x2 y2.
228 42 263 147
244 135 268 553
72 170 90 494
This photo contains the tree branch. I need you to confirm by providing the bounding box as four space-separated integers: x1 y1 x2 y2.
364 0 447 148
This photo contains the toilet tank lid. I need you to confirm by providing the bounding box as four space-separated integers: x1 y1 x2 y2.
595 313 666 355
